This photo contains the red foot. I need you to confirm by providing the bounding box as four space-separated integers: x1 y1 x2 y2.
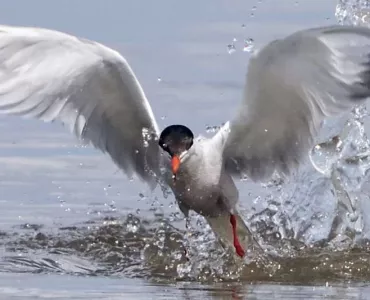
230 214 245 258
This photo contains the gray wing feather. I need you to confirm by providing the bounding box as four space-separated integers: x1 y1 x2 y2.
220 25 370 180
0 25 161 187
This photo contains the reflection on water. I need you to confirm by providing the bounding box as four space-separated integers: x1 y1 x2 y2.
0 272 368 300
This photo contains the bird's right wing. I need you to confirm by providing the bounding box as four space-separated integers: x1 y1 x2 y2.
218 25 370 181
0 25 162 187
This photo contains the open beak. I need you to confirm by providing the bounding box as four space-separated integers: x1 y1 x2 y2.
171 155 181 181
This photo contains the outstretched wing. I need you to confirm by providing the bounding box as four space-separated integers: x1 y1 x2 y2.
218 25 370 180
0 25 161 187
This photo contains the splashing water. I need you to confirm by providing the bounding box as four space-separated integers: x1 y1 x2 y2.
336 0 370 26
4 1 370 286
5 213 370 283
309 104 370 244
266 1 370 248
205 124 222 133
329 2 370 244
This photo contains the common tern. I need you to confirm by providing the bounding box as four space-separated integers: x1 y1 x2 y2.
0 24 369 258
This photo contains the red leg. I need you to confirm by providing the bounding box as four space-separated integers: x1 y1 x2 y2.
230 214 245 258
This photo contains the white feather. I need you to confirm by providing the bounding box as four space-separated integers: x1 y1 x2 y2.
218 25 370 181
0 25 161 187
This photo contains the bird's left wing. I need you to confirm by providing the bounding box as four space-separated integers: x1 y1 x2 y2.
216 25 370 181
0 25 162 187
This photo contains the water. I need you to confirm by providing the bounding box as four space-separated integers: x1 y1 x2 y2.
2 0 370 298
336 0 370 26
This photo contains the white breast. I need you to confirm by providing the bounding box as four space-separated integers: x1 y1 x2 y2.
170 137 225 216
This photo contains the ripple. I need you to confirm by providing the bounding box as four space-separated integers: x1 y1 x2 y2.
0 214 370 284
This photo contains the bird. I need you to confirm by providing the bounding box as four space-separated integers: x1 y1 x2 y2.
0 24 369 258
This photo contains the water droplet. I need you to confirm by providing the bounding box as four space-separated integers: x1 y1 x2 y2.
227 43 236 54
243 38 254 52
126 223 139 233
310 136 343 176
347 211 359 222
253 196 261 204
157 77 162 82
142 127 153 148
160 116 166 120
205 125 221 133
177 263 192 278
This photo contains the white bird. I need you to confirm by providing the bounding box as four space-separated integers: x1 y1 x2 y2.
0 24 369 258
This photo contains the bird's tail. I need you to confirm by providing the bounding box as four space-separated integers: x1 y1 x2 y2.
204 209 262 259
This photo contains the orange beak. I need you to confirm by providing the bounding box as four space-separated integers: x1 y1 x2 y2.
171 155 181 179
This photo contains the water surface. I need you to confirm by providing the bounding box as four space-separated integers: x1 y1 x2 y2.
3 0 370 299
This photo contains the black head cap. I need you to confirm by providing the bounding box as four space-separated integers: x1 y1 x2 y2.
159 125 194 156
